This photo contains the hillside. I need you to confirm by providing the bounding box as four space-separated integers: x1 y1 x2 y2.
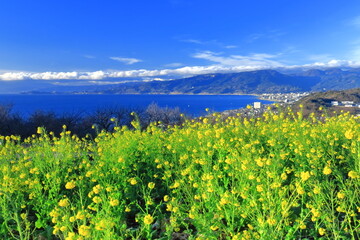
292 88 360 116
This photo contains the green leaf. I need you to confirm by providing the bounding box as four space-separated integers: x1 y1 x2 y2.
35 220 43 229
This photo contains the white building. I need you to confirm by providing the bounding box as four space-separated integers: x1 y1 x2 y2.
331 101 339 106
254 102 262 109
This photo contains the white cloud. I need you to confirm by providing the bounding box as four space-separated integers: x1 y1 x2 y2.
1 58 360 81
110 56 142 65
300 59 360 68
225 45 237 49
0 66 271 81
164 62 184 68
193 51 283 68
0 71 80 81
179 37 238 49
181 39 204 44
246 30 286 43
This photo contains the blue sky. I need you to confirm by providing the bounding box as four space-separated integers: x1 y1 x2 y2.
1 0 360 80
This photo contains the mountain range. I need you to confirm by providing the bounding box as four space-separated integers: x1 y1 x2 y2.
2 67 360 94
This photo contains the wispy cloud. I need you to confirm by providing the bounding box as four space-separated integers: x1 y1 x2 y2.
180 39 204 44
178 37 237 49
84 55 96 59
110 56 142 65
224 45 237 49
246 33 264 43
193 51 284 67
246 30 286 43
164 62 184 68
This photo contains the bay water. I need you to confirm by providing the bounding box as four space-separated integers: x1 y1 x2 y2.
0 94 273 118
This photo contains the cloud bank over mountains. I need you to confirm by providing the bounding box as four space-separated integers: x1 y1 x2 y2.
1 59 360 81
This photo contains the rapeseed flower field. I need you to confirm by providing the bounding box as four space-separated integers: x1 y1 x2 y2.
0 108 359 239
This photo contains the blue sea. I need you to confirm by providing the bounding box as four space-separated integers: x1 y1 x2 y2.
0 94 273 118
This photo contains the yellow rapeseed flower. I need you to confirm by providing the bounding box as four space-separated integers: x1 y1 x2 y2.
92 196 102 204
170 181 180 189
299 224 306 229
256 185 263 192
348 171 358 179
323 166 332 175
344 130 354 139
53 226 60 234
78 225 91 237
313 186 321 194
267 218 276 225
210 225 219 231
65 232 76 240
76 211 86 220
92 184 102 194
109 199 119 206
129 178 137 185
65 181 76 189
337 192 345 199
300 171 311 181
148 182 155 189
37 127 43 134
95 220 108 231
318 228 326 236
143 214 154 225
58 198 70 207
219 198 229 205
297 186 305 195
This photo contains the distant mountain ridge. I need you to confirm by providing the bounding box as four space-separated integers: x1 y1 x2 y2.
2 67 360 94
295 68 360 91
95 70 313 94
99 68 360 94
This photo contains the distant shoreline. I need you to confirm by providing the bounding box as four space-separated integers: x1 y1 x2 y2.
16 92 261 97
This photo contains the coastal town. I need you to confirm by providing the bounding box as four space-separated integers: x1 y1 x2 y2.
258 92 310 103
221 90 360 117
